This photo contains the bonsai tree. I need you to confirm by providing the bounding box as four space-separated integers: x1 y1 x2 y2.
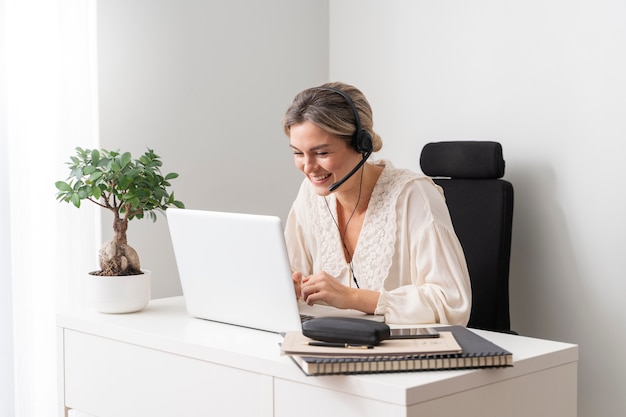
55 147 184 276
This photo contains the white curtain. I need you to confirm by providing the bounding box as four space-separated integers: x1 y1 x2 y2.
1 1 99 416
0 0 15 412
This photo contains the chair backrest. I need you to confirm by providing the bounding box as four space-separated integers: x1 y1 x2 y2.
420 141 514 332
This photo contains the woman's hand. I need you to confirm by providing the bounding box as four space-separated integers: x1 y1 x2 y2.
291 270 303 301
300 271 357 309
300 271 381 314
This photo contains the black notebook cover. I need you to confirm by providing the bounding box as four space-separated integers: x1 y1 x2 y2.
291 325 513 376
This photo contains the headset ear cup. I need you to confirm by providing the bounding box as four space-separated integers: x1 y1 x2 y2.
354 130 373 154
316 86 373 155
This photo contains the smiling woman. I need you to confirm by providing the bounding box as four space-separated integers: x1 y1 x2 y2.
282 82 472 325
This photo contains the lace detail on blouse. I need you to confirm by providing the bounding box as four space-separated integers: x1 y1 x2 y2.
303 161 423 291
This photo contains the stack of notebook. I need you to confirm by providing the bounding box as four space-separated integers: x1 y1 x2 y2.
281 325 513 376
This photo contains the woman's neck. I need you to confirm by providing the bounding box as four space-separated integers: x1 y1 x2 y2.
334 162 383 215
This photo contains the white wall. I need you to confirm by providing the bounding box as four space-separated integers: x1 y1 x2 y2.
97 0 329 297
329 1 626 416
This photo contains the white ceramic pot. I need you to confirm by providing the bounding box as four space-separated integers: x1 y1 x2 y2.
88 269 151 313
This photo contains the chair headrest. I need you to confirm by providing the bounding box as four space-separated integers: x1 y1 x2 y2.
420 141 505 179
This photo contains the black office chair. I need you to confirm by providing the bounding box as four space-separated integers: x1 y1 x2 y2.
420 141 514 333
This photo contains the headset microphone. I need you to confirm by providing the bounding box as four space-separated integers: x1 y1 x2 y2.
328 148 372 192
317 86 374 192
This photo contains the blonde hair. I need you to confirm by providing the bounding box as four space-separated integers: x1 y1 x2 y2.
282 82 383 152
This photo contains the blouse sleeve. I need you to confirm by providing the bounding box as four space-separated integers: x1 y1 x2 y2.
374 179 472 325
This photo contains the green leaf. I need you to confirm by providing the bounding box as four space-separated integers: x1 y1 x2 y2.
164 172 179 180
118 175 131 190
120 152 132 168
77 186 91 199
55 181 73 192
89 171 102 182
71 167 83 180
91 149 100 164
70 193 81 208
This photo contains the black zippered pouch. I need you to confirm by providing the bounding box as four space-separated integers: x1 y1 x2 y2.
302 317 391 345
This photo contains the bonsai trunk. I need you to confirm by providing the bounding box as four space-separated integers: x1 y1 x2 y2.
97 214 142 276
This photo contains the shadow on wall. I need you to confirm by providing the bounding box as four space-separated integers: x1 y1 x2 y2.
508 157 625 417
506 162 586 340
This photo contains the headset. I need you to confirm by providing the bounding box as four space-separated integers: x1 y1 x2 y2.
316 86 373 288
317 87 373 192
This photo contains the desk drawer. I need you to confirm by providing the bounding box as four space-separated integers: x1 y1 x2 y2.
62 329 272 417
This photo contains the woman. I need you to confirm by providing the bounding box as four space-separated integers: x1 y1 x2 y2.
283 82 471 325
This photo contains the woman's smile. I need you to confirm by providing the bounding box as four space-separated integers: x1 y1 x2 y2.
309 172 332 184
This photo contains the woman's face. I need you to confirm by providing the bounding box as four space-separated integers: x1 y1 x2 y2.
289 121 362 196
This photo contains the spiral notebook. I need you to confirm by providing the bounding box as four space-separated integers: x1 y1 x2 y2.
288 325 513 376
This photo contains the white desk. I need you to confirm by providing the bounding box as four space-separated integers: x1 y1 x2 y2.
57 296 578 417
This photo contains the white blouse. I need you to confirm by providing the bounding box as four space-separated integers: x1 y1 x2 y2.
284 160 472 325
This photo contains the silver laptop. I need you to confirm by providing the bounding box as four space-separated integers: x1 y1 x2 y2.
166 208 384 333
